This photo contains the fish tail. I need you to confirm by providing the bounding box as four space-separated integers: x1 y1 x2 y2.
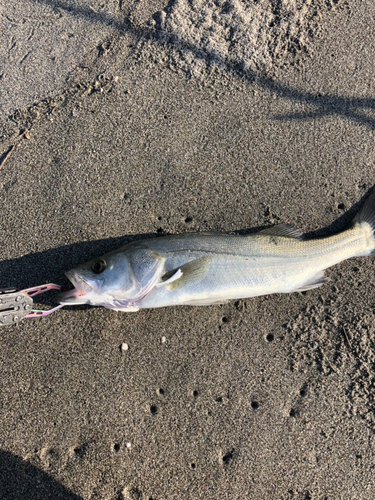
354 189 375 256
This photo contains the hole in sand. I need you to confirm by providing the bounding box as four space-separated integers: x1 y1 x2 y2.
222 450 234 464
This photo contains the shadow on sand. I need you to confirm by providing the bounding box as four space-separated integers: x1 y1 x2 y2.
27 0 375 129
0 449 82 500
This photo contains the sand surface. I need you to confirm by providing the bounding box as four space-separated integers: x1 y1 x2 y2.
0 0 375 498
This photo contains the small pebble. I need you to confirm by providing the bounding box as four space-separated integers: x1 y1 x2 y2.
161 336 166 344
121 343 129 352
126 442 131 449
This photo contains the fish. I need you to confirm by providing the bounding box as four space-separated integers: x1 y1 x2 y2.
56 190 375 312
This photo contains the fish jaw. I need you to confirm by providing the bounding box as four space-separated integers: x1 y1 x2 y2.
55 270 94 305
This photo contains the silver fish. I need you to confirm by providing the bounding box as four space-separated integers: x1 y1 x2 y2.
56 191 375 312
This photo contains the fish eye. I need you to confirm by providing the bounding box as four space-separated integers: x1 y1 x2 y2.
91 259 106 274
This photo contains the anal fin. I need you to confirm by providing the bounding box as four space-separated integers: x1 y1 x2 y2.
292 271 328 293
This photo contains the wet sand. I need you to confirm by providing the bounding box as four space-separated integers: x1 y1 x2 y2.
0 1 375 498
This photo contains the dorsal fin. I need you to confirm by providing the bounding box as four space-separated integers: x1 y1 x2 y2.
259 224 303 239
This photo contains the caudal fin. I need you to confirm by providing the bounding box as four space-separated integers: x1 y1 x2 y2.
354 189 375 255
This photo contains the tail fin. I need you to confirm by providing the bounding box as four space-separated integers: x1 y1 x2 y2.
354 189 375 255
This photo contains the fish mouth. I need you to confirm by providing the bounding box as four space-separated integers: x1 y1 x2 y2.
55 271 94 305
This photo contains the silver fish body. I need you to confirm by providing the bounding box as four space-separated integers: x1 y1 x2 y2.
56 191 375 312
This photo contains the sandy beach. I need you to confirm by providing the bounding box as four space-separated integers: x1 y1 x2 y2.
0 0 375 498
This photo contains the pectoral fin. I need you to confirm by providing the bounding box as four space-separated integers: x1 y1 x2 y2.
164 256 211 291
156 268 183 287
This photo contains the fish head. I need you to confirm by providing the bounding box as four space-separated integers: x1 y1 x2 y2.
55 251 137 307
55 246 165 308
